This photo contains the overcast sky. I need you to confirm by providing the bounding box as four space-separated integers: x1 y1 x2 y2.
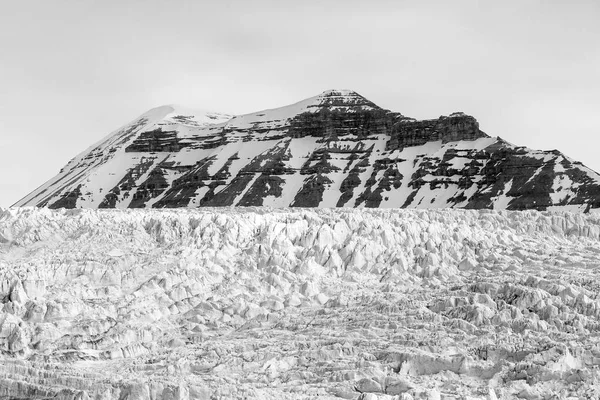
1 0 599 207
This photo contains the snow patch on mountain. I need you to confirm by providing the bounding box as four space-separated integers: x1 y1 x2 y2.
163 104 232 124
224 89 377 132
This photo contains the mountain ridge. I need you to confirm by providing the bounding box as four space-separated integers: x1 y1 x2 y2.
13 89 600 212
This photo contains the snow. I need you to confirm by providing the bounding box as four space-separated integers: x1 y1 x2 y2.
14 90 384 210
446 155 470 170
452 137 498 151
339 135 388 207
161 104 233 129
205 139 277 176
13 107 173 208
12 106 233 209
492 179 514 209
286 137 321 169
412 181 459 208
2 207 600 399
188 186 210 207
550 173 575 204
554 157 566 173
261 173 306 207
224 89 375 132
319 172 344 207
378 137 496 208
230 174 260 204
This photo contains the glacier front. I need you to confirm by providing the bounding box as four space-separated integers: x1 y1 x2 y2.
1 207 600 399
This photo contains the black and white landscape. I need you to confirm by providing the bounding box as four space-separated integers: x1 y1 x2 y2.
3 89 600 399
2 1 600 399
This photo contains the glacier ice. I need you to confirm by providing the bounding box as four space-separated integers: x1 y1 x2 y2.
1 207 600 399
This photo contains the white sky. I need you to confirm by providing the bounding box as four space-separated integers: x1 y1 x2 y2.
1 0 599 207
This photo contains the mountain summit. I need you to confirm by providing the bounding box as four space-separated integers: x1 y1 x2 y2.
14 90 600 211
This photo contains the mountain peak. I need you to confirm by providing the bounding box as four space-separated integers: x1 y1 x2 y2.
310 89 379 109
222 89 380 132
158 105 233 127
318 89 362 98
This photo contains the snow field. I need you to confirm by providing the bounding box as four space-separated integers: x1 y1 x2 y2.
1 207 600 399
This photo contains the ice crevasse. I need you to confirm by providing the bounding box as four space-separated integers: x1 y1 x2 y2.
1 207 600 399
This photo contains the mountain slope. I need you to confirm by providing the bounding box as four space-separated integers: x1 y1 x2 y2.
14 90 600 211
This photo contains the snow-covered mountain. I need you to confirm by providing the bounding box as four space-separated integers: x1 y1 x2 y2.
14 90 600 211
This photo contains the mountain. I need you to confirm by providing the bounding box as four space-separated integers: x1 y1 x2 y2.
13 90 600 211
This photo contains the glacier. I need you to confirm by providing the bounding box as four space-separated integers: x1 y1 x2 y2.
2 207 600 399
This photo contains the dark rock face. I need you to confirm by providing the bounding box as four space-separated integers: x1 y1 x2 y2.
356 157 406 208
288 108 394 139
13 90 600 212
124 129 185 152
99 157 158 208
387 113 486 151
291 174 333 207
48 184 82 209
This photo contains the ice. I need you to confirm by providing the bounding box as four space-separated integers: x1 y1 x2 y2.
1 207 600 398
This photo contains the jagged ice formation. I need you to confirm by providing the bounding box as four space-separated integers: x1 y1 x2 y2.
2 207 600 399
